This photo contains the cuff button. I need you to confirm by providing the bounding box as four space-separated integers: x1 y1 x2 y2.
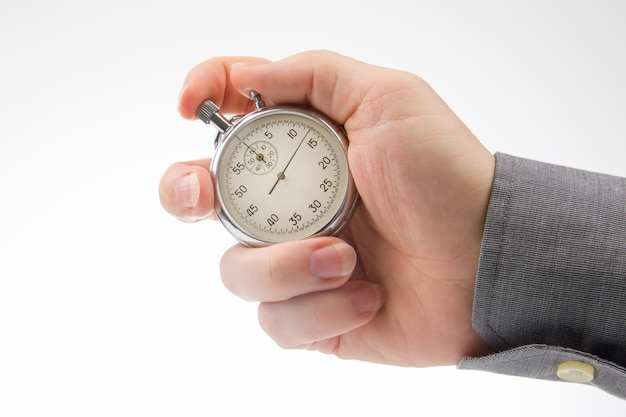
556 361 595 383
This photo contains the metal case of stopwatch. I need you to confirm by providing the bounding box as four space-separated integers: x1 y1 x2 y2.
201 95 359 247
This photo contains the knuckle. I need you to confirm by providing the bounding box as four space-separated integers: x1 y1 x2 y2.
259 249 285 298
219 247 247 299
219 245 287 302
257 303 293 349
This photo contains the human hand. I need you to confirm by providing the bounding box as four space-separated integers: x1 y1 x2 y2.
159 50 495 367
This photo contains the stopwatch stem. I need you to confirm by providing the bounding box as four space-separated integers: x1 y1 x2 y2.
250 91 266 110
197 100 231 133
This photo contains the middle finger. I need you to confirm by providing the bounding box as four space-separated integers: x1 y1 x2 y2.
220 237 357 302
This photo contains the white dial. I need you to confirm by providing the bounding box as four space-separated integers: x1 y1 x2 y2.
210 106 357 246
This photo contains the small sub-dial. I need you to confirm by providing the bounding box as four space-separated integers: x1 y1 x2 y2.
244 141 278 175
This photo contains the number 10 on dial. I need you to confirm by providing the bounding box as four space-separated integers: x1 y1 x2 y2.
198 92 359 247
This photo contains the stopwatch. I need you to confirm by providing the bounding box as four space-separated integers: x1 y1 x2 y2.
198 92 359 247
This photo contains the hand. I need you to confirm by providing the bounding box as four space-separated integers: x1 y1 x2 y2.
159 50 495 367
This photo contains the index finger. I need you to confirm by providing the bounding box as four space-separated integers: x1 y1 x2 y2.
178 56 271 120
229 50 368 125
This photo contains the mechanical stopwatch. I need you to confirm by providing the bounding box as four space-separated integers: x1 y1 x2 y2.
198 92 359 247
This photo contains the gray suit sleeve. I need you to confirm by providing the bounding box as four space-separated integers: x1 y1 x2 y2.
458 153 626 399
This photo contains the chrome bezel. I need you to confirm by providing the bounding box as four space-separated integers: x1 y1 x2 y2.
210 104 359 247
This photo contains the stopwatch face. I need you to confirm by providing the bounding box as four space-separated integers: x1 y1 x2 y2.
211 106 357 246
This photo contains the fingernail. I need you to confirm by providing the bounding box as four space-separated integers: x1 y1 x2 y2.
351 284 386 314
177 85 187 111
309 243 357 279
230 62 247 70
230 61 271 70
174 173 200 208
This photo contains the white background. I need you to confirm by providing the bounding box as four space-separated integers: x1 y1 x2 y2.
1 0 626 415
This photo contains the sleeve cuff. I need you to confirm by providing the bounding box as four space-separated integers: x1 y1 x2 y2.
458 345 626 399
469 153 626 387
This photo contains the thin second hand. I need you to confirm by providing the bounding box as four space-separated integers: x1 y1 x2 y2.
269 128 311 195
